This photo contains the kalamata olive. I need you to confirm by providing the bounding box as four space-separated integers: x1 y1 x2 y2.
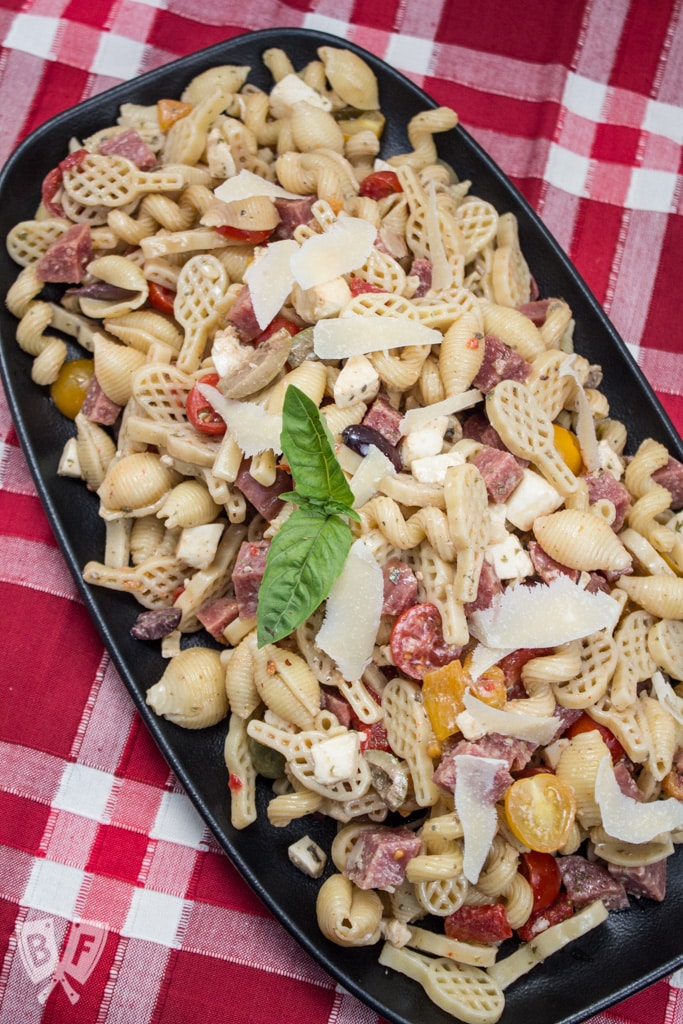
341 423 403 472
221 327 292 399
67 282 139 301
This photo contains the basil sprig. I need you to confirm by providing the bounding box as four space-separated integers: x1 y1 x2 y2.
256 385 360 647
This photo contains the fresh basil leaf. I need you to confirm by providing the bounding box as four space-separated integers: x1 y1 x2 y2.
281 385 356 509
279 489 361 523
256 507 353 647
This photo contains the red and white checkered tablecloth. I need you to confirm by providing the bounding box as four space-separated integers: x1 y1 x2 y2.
0 1 682 1022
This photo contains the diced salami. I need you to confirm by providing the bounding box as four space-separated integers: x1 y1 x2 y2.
585 571 612 595
557 855 629 911
528 540 580 584
613 761 644 801
607 859 667 902
445 904 512 944
272 196 316 239
80 373 121 425
98 128 157 170
35 222 92 283
130 607 182 640
434 733 535 794
409 258 433 297
343 826 422 891
517 298 552 326
381 558 418 616
226 285 262 343
464 559 503 617
472 335 532 393
320 687 353 728
462 411 508 451
652 456 683 509
196 595 239 640
516 893 574 942
584 471 631 531
361 394 403 447
235 459 292 521
232 539 270 619
472 446 524 503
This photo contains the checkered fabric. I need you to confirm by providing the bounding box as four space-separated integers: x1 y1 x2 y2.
0 1 681 1022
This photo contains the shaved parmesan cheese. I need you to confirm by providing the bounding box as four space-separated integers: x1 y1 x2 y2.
198 385 282 456
291 215 376 289
214 169 303 203
314 316 441 359
349 444 397 508
454 754 508 883
560 356 600 472
269 73 333 118
652 671 683 726
400 389 482 433
461 691 560 745
468 574 621 649
468 644 514 680
595 754 683 842
244 239 298 330
316 539 383 680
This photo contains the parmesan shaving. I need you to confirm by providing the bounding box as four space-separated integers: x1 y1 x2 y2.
213 169 302 203
244 239 298 330
652 670 683 725
560 356 600 472
316 539 383 681
290 215 377 290
595 754 683 842
400 389 482 434
468 644 515 680
454 754 507 883
461 691 560 744
468 574 621 649
198 385 282 456
349 444 397 508
313 316 441 359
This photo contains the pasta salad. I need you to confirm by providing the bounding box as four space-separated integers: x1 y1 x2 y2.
5 41 683 1024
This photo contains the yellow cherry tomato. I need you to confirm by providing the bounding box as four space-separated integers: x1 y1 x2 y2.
50 358 94 419
504 773 576 853
423 658 506 742
553 423 582 474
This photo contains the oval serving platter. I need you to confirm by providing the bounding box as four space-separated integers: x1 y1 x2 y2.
1 27 682 1024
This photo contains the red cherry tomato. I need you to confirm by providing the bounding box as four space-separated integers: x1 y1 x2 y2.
186 372 227 436
565 711 625 762
215 224 273 245
389 603 462 680
444 904 512 944
147 281 176 315
519 851 562 914
41 148 89 216
358 169 403 200
255 317 301 344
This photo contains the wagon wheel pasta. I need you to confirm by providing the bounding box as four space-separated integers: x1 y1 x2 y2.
5 42 683 1024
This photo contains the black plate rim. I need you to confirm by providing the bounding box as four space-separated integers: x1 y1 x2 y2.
1 26 682 1024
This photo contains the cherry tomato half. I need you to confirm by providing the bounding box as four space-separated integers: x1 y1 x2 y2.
504 773 576 854
255 317 301 345
50 358 94 419
519 850 562 914
348 277 384 297
215 224 273 245
390 603 462 680
358 169 403 200
565 711 625 762
147 281 176 315
186 372 227 436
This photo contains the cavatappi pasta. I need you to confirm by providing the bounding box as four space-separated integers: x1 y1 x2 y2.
5 44 683 1024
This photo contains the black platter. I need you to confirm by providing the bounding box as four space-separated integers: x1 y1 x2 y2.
1 27 682 1024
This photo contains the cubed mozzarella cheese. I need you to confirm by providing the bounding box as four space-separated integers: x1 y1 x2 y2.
410 450 465 485
401 416 449 466
486 533 534 581
291 277 351 322
57 437 82 478
597 440 625 479
311 731 361 784
504 468 563 532
176 523 225 569
287 835 328 878
333 354 380 408
212 326 253 379
269 74 332 118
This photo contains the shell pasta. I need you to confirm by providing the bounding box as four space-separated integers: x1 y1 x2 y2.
6 43 683 1024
